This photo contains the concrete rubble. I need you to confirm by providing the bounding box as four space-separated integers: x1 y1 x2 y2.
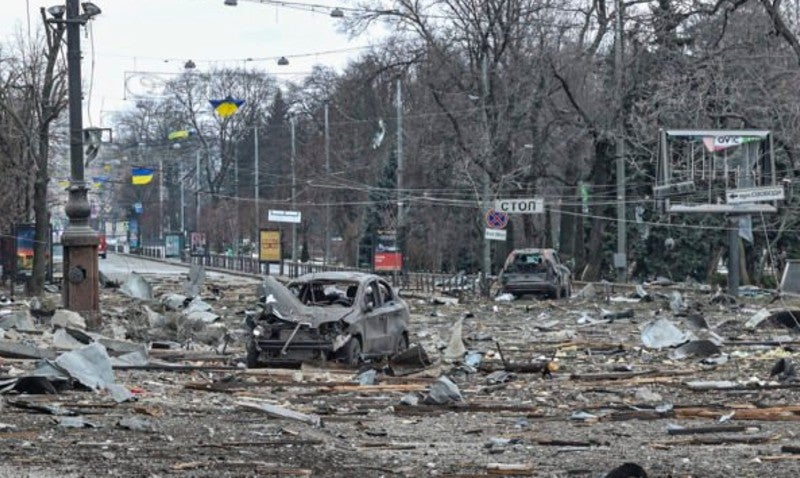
2 267 800 476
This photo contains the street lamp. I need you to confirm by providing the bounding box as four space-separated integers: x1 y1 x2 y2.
47 0 102 319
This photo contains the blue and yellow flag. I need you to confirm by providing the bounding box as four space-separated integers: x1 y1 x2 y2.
209 96 244 118
131 168 154 185
168 129 196 141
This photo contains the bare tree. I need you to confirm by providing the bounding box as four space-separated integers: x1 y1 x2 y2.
0 11 68 294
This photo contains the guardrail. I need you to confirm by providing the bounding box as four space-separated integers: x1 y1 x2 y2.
125 247 486 295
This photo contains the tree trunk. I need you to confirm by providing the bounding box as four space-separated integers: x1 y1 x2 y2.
582 137 614 281
31 175 48 296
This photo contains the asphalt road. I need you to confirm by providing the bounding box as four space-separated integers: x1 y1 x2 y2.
98 252 259 285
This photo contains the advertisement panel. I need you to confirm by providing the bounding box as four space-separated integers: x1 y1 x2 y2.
189 232 207 257
259 230 281 263
165 234 182 258
374 231 402 272
15 224 35 277
374 252 403 272
129 218 139 249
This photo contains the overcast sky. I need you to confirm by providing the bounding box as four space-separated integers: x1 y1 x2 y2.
0 0 376 127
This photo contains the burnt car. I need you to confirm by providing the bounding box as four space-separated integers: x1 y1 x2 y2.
245 272 410 367
498 248 572 299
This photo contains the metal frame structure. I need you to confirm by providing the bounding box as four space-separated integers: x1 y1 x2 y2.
655 129 780 295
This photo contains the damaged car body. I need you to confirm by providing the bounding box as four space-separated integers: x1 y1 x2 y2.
245 272 410 367
499 248 572 299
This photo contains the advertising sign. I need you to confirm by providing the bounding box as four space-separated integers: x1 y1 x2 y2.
189 232 207 257
165 234 182 258
15 224 35 277
259 230 281 263
129 218 139 248
374 251 403 272
374 231 402 272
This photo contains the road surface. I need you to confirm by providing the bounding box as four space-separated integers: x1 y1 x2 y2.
99 252 260 285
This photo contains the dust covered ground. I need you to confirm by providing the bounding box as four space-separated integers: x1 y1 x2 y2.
2 262 800 477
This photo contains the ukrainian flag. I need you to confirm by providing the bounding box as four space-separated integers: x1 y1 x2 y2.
209 96 244 118
131 168 154 185
168 129 196 140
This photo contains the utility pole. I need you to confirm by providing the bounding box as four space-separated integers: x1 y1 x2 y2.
480 54 492 283
234 148 239 252
180 160 185 237
254 126 259 231
396 78 404 284
159 156 164 241
290 117 298 264
614 0 627 282
60 0 100 318
324 102 331 265
195 149 201 232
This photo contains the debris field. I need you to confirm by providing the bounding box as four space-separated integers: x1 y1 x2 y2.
2 267 800 477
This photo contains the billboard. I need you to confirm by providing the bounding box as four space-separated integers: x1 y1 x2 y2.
374 252 403 272
189 232 207 257
374 231 402 272
259 230 281 263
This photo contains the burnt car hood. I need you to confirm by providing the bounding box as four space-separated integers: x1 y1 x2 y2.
260 276 355 327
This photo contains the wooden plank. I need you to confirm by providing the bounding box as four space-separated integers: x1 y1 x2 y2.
486 463 534 476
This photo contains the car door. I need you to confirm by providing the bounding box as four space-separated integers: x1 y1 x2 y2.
377 279 408 352
360 280 387 354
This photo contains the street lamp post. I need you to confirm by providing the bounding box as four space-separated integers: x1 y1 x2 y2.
52 1 102 321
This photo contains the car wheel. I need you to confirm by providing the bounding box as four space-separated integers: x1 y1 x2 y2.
565 283 572 298
245 341 259 368
553 285 562 300
341 337 362 366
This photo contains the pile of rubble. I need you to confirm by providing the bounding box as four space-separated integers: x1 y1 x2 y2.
1 267 800 476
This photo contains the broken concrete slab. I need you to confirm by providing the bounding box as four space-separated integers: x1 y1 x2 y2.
162 294 189 311
42 342 134 403
52 309 87 330
184 298 213 314
443 317 466 362
120 272 154 300
53 328 86 350
0 310 37 332
186 311 221 325
573 283 597 300
182 264 206 298
669 340 721 360
424 375 463 405
143 305 166 328
641 318 688 349
745 308 771 329
0 340 55 359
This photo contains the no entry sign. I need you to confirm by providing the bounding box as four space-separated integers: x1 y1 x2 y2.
485 208 509 229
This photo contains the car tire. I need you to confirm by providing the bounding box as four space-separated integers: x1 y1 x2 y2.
565 283 572 298
341 337 362 366
245 341 259 368
553 286 562 300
